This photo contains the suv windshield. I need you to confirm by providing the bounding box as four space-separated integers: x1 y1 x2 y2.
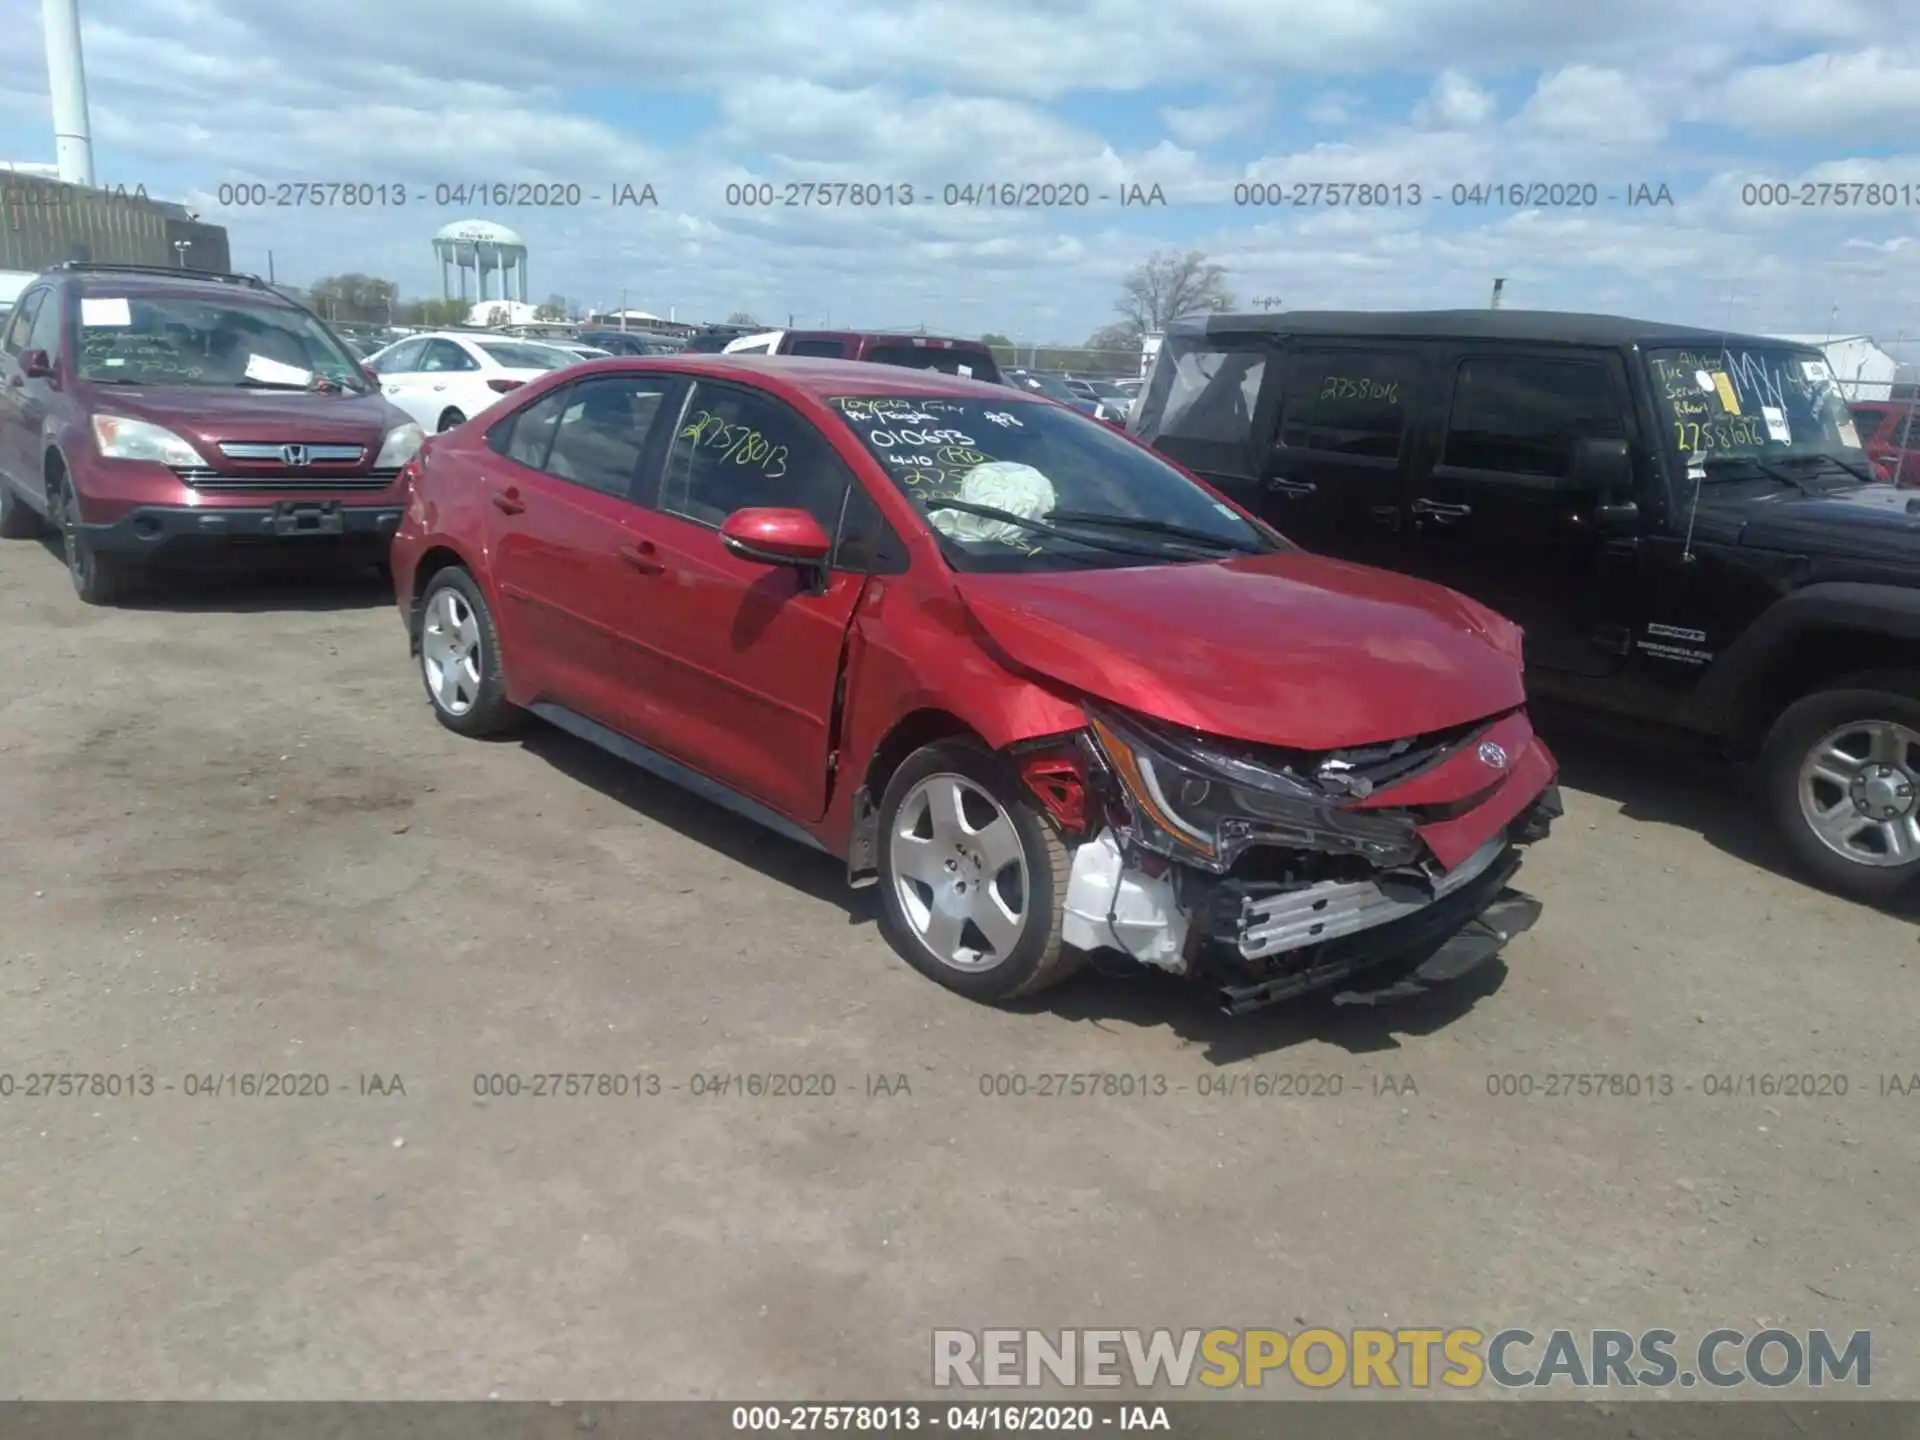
73 291 367 391
1645 345 1867 472
830 394 1276 574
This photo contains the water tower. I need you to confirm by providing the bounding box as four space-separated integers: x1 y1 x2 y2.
434 219 528 304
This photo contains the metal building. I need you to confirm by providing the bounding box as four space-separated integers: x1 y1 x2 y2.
1 171 231 274
434 219 528 304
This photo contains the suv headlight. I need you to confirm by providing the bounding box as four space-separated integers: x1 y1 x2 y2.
91 415 206 467
1084 704 1422 871
375 423 426 469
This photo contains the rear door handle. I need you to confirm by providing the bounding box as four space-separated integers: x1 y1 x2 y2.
1411 498 1471 518
490 490 525 515
1267 478 1315 498
618 542 665 575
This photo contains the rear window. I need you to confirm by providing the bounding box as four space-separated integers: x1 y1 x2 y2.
1140 332 1265 443
863 344 1001 383
475 341 573 371
788 338 846 358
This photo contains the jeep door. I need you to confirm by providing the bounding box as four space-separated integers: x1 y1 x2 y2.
1399 346 1640 680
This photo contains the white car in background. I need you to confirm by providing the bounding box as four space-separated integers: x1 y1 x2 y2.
361 331 581 432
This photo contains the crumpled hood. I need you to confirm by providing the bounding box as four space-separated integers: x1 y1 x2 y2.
953 551 1527 750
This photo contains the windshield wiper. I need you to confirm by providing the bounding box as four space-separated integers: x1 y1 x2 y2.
1044 508 1266 553
921 498 1175 558
1776 452 1876 484
1699 455 1816 492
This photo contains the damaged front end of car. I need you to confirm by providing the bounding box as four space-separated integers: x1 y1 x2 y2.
1030 702 1561 1014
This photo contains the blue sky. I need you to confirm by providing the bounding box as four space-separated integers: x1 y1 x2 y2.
1 0 1917 350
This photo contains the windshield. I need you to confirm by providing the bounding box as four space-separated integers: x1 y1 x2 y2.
1645 345 1866 474
73 292 367 390
830 394 1276 574
476 340 575 371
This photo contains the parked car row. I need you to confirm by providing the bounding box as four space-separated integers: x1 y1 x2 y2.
1130 308 1920 902
0 260 1565 1014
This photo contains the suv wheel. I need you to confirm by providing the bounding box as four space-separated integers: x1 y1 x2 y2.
876 739 1082 1003
417 566 519 736
1762 673 1920 902
0 482 43 539
436 409 466 433
50 474 133 606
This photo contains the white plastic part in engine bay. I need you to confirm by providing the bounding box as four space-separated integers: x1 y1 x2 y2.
1061 828 1189 973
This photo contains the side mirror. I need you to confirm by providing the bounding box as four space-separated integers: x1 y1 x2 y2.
1570 436 1632 496
359 365 381 387
719 507 832 568
20 349 55 379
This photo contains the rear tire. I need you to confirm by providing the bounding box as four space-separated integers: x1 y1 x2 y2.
876 739 1082 1003
51 474 134 606
436 409 466 433
1761 672 1920 903
0 481 43 538
417 566 520 737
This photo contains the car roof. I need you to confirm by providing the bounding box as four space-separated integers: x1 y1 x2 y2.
58 270 298 306
563 353 1023 401
789 329 994 350
1173 308 1816 352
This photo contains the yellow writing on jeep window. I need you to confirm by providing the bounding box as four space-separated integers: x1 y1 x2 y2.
1317 375 1399 404
1673 416 1766 453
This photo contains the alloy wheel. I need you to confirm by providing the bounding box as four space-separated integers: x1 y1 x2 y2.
887 773 1029 971
421 586 482 717
1796 717 1920 867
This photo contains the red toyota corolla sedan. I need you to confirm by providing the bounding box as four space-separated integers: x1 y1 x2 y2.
391 356 1562 1013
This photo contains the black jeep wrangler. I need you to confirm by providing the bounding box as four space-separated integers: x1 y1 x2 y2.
1133 309 1920 902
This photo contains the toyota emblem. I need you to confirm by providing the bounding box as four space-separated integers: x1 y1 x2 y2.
281 444 309 467
1478 741 1509 770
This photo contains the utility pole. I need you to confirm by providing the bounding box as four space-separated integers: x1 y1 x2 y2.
1251 295 1283 311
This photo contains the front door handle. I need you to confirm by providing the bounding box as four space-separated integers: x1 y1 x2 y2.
1267 477 1315 497
490 489 525 515
1411 498 1471 519
618 542 665 575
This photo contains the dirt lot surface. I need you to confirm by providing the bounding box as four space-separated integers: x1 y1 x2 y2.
0 540 1915 1401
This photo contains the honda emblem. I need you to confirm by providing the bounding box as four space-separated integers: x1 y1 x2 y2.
1477 741 1509 770
280 444 309 467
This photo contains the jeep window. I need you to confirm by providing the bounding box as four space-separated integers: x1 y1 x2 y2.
73 293 368 390
1645 346 1864 464
830 393 1275 574
1443 357 1624 476
1279 349 1411 459
1150 336 1266 443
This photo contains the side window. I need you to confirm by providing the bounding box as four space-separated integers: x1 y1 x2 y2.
421 340 477 373
1278 349 1411 459
1443 356 1625 477
788 338 846 358
494 386 572 469
832 482 907 574
540 376 678 498
3 291 45 356
27 290 63 357
660 383 850 532
373 338 425 374
1157 345 1266 442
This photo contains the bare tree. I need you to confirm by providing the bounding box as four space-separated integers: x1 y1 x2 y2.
725 310 761 326
535 293 569 321
1114 250 1234 335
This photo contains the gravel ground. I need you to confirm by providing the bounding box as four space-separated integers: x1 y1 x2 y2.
0 540 1914 1400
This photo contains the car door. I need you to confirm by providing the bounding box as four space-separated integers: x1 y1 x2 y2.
9 285 64 509
0 287 48 492
370 338 431 424
615 379 867 822
416 338 484 427
1400 348 1637 678
1261 343 1422 567
480 373 688 731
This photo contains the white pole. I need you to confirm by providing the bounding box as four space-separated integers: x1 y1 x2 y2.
42 0 95 187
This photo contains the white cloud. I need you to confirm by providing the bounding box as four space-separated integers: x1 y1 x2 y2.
1161 95 1268 146
1414 71 1495 129
1516 66 1666 148
1710 47 1920 137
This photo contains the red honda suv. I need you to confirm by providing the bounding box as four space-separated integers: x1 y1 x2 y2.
392 356 1562 1012
0 263 423 604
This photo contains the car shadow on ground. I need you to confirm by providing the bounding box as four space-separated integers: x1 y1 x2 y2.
518 718 1513 1063
1531 710 1920 922
32 535 395 612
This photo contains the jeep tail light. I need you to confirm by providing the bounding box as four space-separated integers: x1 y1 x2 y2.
487 378 524 394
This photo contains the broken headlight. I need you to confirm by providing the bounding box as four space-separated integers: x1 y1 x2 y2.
1083 703 1423 873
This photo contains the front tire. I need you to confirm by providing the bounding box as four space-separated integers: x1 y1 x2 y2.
417 566 520 736
876 739 1080 1002
0 482 43 539
1761 673 1920 902
51 475 133 606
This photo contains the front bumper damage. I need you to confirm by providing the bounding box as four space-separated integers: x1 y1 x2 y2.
1054 707 1562 1014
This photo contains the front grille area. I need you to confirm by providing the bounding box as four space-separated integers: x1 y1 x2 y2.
172 465 401 493
217 443 367 464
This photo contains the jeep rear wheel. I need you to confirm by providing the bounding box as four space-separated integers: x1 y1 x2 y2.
1762 674 1920 902
876 739 1081 1003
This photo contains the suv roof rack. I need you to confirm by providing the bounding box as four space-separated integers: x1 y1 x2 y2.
51 261 269 289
